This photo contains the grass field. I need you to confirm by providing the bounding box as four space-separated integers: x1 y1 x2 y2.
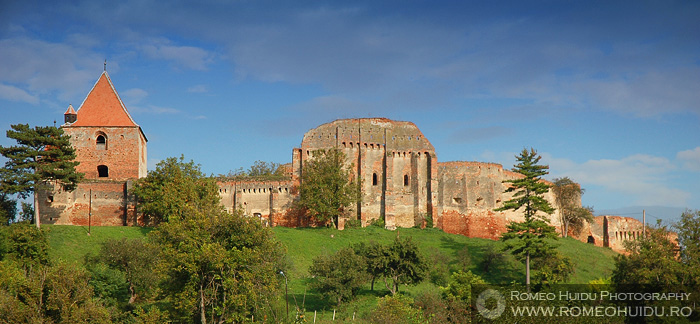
45 224 618 321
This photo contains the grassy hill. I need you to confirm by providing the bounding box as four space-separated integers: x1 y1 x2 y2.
45 224 618 320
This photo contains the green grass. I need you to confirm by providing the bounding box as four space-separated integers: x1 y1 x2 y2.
45 224 152 263
45 224 618 320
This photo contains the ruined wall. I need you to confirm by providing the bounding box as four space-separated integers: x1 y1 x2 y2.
436 161 562 240
293 118 437 229
38 180 137 226
63 126 147 180
217 180 295 226
602 215 646 252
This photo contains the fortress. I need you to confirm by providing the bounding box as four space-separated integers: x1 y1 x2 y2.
40 71 645 252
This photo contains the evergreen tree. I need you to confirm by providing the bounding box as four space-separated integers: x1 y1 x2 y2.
495 148 557 290
298 148 361 228
0 124 82 228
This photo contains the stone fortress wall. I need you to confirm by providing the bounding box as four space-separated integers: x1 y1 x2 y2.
41 71 646 253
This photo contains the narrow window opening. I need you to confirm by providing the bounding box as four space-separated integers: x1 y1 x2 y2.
97 165 109 178
404 174 409 186
96 134 107 150
373 173 378 186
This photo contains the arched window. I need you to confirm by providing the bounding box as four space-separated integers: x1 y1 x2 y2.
97 165 109 178
96 133 107 150
404 174 409 186
373 173 378 186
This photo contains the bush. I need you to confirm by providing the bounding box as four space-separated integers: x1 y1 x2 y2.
368 294 424 324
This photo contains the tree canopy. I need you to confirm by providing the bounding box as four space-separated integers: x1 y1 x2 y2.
132 155 220 224
0 124 83 228
298 148 361 228
552 177 593 237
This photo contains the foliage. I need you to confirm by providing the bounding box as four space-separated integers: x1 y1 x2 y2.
0 223 112 323
441 270 486 305
0 124 83 228
353 240 386 291
0 193 17 225
133 155 220 224
380 236 429 295
2 221 50 267
368 294 425 324
18 201 34 223
222 160 287 181
91 238 160 304
613 213 700 291
151 207 286 323
297 148 361 228
496 148 558 288
531 251 575 287
455 245 472 271
480 245 505 272
552 177 594 237
675 209 700 287
309 247 369 305
414 290 470 324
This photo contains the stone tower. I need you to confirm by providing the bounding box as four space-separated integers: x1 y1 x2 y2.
39 71 147 226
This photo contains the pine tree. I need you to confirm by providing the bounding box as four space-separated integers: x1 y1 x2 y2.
0 124 83 228
495 148 557 290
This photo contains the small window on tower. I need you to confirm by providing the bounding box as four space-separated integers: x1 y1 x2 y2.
96 134 107 150
373 173 378 186
404 174 409 186
97 165 109 178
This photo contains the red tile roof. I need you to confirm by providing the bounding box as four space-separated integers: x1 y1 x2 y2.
71 72 138 127
64 104 76 115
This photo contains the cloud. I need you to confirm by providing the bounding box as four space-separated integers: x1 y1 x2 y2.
447 126 513 144
677 147 700 172
0 83 39 104
140 40 215 71
545 153 690 207
0 37 103 101
187 84 209 93
122 88 148 104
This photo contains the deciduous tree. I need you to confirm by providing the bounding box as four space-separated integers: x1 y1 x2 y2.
151 207 286 323
133 155 220 224
93 238 160 304
552 177 594 237
298 148 361 228
380 236 428 295
309 247 368 305
0 124 83 228
496 148 558 290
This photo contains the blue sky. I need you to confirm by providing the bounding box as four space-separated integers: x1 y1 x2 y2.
1 1 698 221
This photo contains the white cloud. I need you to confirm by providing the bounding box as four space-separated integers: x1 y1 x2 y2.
0 83 39 104
677 147 700 172
545 153 690 207
140 40 215 71
0 37 103 101
187 85 209 93
122 88 148 104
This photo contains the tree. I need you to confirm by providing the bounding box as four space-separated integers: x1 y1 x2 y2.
352 241 386 291
552 177 594 237
309 247 368 305
380 236 429 295
151 208 286 324
495 148 558 290
93 238 160 304
0 193 17 225
223 160 287 180
298 148 361 228
133 155 220 224
675 209 700 288
0 124 83 228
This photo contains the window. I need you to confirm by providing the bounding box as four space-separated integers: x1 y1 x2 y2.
373 173 378 186
96 133 107 150
403 174 409 186
97 165 109 178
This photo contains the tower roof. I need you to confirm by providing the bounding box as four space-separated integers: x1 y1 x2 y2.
64 104 76 115
70 71 138 127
